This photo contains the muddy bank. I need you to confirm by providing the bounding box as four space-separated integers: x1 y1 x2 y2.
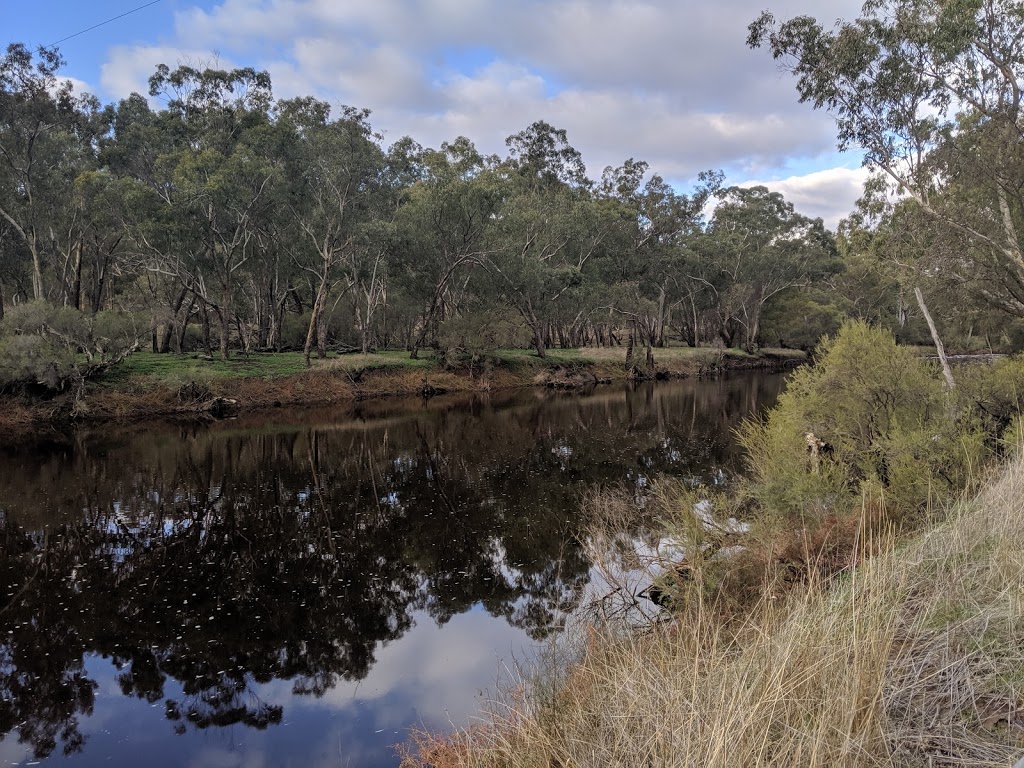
0 349 805 441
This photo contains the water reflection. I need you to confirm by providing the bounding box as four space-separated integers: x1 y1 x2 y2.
0 374 785 766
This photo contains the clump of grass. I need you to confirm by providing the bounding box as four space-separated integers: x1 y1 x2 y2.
407 454 1024 767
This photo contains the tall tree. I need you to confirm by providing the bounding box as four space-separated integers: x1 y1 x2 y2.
487 122 609 358
702 186 839 352
282 103 387 365
393 137 498 358
144 64 280 359
0 44 105 302
748 1 1024 321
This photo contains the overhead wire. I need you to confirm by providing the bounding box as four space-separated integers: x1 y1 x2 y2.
46 0 164 47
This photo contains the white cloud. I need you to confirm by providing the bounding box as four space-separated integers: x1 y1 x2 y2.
100 46 239 103
56 76 95 97
268 608 534 726
738 166 871 229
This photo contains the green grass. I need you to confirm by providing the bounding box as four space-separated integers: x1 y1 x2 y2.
93 345 806 391
105 351 311 382
324 350 436 371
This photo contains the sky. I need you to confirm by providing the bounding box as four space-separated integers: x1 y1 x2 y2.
3 0 869 228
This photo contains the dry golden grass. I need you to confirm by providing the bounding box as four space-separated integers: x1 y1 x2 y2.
403 454 1024 768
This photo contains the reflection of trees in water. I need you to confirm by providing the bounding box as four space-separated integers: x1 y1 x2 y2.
0 373 783 758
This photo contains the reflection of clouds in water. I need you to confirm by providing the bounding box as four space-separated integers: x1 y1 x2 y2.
266 608 535 727
0 737 32 766
188 746 269 768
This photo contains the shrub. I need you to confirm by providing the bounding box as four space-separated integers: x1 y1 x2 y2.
0 301 142 394
759 293 842 350
279 311 313 351
740 320 985 523
438 309 530 366
955 355 1024 445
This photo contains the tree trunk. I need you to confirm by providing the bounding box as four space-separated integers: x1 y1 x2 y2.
161 286 188 353
719 314 738 348
71 240 83 310
304 271 329 368
914 286 956 391
303 298 320 367
91 245 107 314
690 296 700 347
745 310 761 354
200 299 213 358
174 292 196 354
356 302 369 355
0 281 5 321
532 331 546 359
29 236 44 301
218 287 231 360
656 284 668 347
316 310 328 359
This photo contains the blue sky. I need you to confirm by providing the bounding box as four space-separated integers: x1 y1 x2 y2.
4 0 869 226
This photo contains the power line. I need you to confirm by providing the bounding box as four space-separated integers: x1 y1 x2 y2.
46 0 164 47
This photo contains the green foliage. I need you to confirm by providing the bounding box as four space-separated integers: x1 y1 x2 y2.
1002 321 1024 353
954 356 1024 445
759 292 842 349
750 1 1024 327
437 309 530 358
3 30 1022 374
0 301 140 392
740 321 985 521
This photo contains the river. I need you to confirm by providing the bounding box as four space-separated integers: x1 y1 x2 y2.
0 372 786 767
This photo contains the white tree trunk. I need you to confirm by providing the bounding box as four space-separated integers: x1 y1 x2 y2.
914 286 955 391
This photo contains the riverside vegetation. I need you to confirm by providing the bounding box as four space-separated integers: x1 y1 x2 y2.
3 11 1024 426
398 0 1024 764
402 322 1024 767
6 0 1024 764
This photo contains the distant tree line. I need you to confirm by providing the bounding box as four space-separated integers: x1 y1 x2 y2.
2 17 1021 390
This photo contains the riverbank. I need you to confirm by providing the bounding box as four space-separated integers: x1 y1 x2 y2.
403 449 1024 767
399 324 1024 767
0 346 805 438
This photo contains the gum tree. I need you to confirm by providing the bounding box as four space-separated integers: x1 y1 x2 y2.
749 0 1024 380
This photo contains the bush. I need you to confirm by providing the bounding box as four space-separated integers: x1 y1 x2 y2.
279 311 312 351
1003 319 1024 353
740 320 986 523
0 301 141 393
955 355 1024 445
438 309 530 364
759 293 842 350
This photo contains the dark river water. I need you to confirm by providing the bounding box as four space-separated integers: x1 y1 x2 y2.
0 373 786 767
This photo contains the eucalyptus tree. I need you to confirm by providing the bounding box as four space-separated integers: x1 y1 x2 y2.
702 186 839 351
0 219 30 320
595 163 723 357
748 0 1024 329
280 102 388 364
393 136 499 358
100 93 197 349
0 44 106 303
143 64 281 359
486 121 612 358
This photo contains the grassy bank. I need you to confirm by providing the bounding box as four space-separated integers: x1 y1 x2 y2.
404 450 1024 767
0 345 805 436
